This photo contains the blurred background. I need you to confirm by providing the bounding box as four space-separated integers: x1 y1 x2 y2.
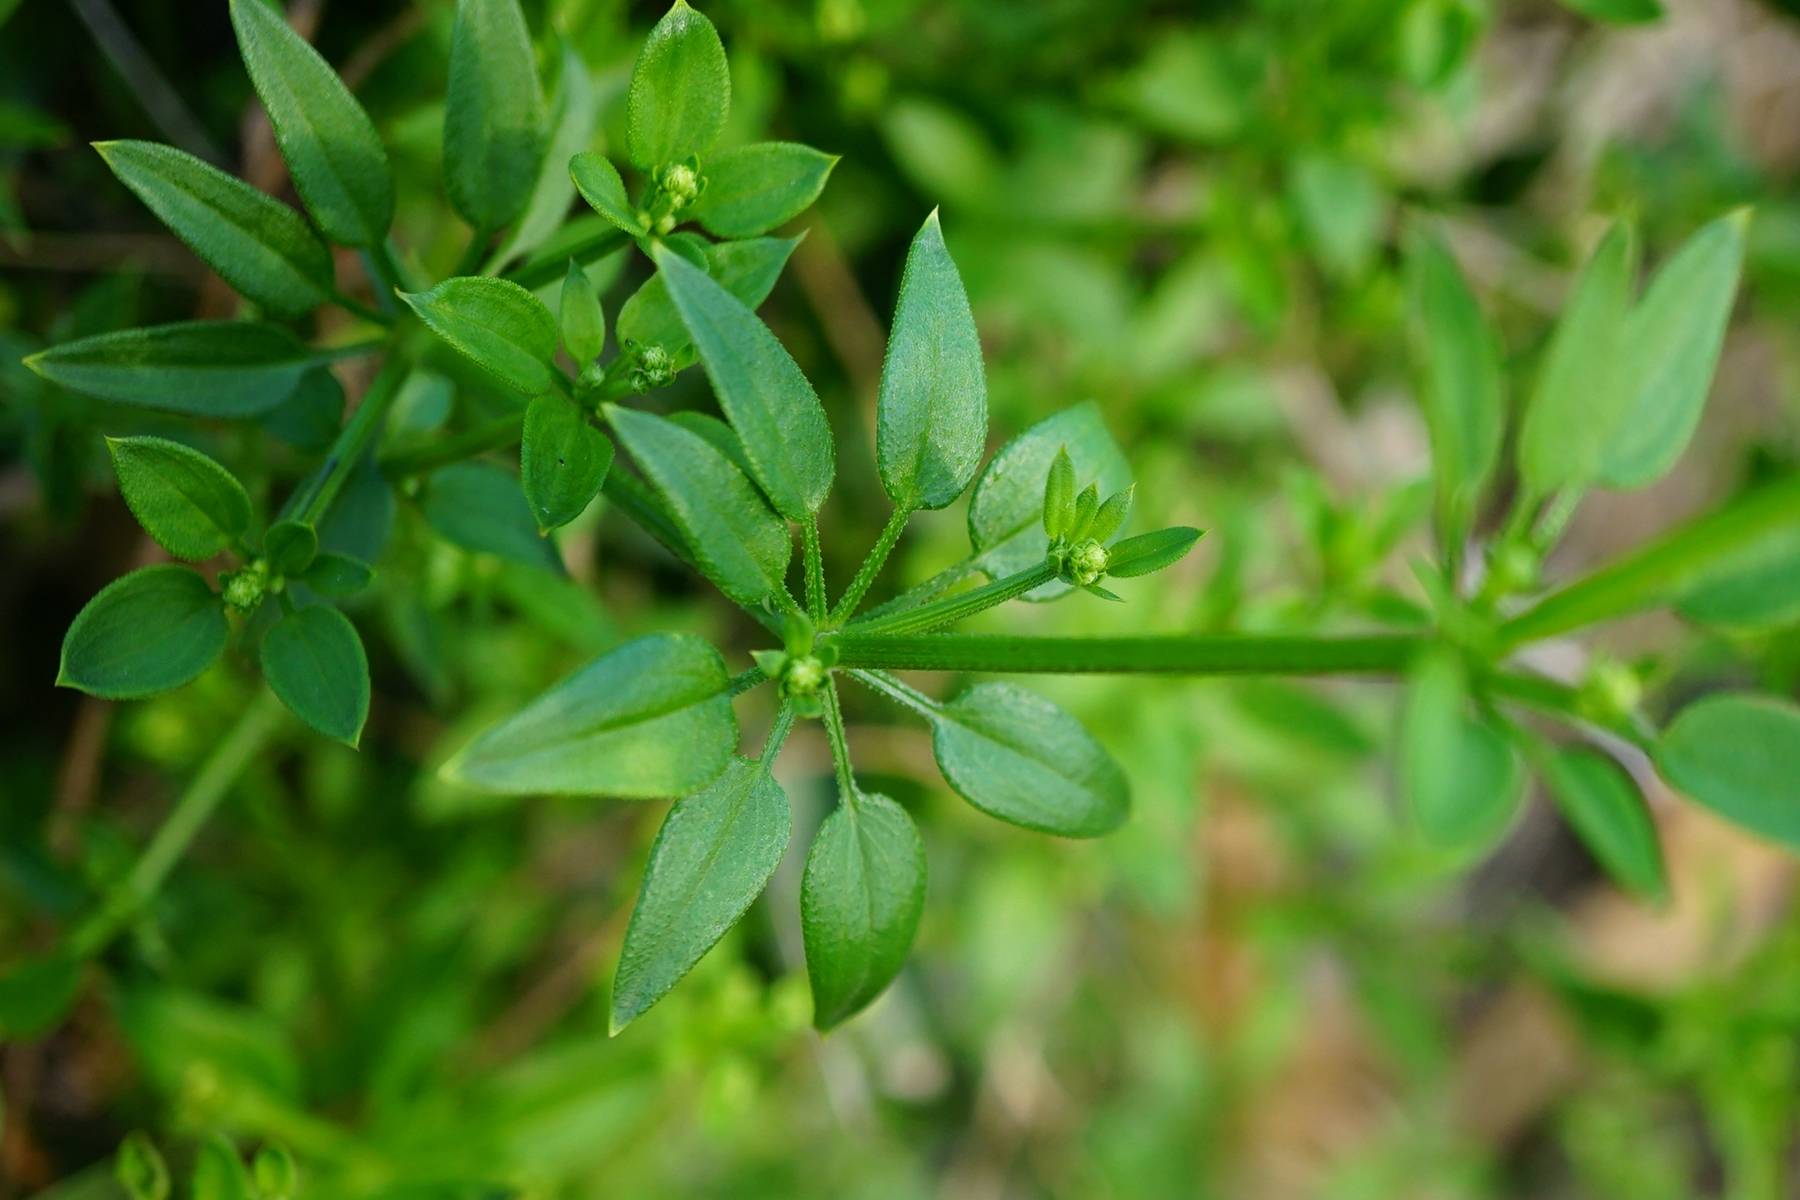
4 0 1800 1195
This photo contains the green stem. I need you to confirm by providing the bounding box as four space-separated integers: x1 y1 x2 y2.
380 413 522 479
451 228 492 278
315 337 389 363
802 518 827 621
368 238 414 301
857 558 980 621
831 632 1424 675
1532 487 1583 552
328 289 392 327
820 678 858 806
296 355 410 526
1499 474 1800 649
1484 669 1653 750
760 701 796 762
847 668 939 719
828 505 911 625
843 562 1057 639
506 226 631 291
71 691 286 956
730 666 769 697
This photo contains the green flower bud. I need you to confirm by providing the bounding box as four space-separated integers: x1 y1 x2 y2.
1579 660 1642 725
659 162 701 209
1069 539 1109 586
630 343 675 391
220 560 269 614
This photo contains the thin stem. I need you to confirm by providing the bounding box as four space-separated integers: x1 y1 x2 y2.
329 289 392 327
760 701 796 762
730 666 769 697
315 337 389 363
828 505 911 625
802 518 827 620
831 632 1425 675
847 668 939 719
843 562 1057 639
71 691 286 956
1484 669 1654 751
1531 486 1584 553
820 678 858 806
857 557 980 621
451 228 492 278
380 413 522 478
505 226 630 291
296 355 410 526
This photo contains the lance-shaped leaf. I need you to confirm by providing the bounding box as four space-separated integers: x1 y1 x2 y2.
559 259 606 366
654 246 833 518
1597 211 1748 489
611 757 791 1032
260 605 370 746
1400 647 1523 853
607 404 790 607
95 140 334 318
444 0 546 232
421 461 564 574
627 0 729 169
801 792 926 1030
1657 693 1800 850
1539 748 1667 902
877 210 987 512
58 565 227 699
442 633 737 796
25 322 315 416
401 277 558 396
107 436 252 561
490 44 598 267
689 141 837 238
930 682 1128 837
616 234 799 357
570 152 646 236
191 1135 253 1200
1105 526 1201 578
521 393 613 532
969 402 1129 599
229 0 393 246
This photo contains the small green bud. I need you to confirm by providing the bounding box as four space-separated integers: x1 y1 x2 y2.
629 343 675 391
1043 447 1076 540
1489 541 1539 596
221 560 270 614
1068 539 1109 587
1068 483 1099 541
115 1132 170 1200
784 655 826 697
661 162 701 206
1580 660 1642 725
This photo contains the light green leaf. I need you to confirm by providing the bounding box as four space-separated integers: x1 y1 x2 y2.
616 234 799 356
444 0 547 233
689 141 837 238
877 210 987 512
1598 211 1748 488
611 756 790 1032
801 792 926 1030
401 277 559 396
107 436 252 561
570 151 647 236
931 682 1128 837
627 0 729 170
1105 526 1201 578
192 1135 253 1200
521 393 613 533
260 605 369 746
489 44 597 267
58 565 226 699
229 0 392 246
95 140 333 317
251 1146 296 1200
115 1132 170 1200
607 404 790 607
421 461 564 574
1539 748 1666 902
1676 524 1800 629
1555 0 1663 23
443 632 737 796
1518 221 1635 497
0 950 82 1039
25 322 315 416
1400 647 1522 853
559 259 606 366
654 245 833 518
1657 693 1800 849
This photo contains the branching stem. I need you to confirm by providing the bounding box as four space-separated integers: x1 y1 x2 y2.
829 505 911 625
842 563 1057 639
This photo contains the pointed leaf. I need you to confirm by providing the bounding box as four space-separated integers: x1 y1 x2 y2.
689 141 837 238
1105 526 1201 578
260 604 369 746
25 322 314 416
521 393 613 532
801 792 925 1030
191 1135 253 1200
570 151 647 236
1540 748 1666 902
401 277 559 396
616 234 799 356
1656 693 1800 849
559 259 606 366
59 565 226 699
107 436 252 561
421 461 564 573
444 0 547 232
627 0 729 169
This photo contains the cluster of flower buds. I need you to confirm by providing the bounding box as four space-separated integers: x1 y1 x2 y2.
1041 446 1203 599
647 156 707 234
753 612 838 718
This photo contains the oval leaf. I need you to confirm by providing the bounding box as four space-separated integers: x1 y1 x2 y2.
559 259 607 366
58 565 226 699
260 604 369 746
1656 693 1800 849
521 393 614 533
107 436 252 561
1400 647 1523 853
627 0 729 169
401 277 559 396
26 322 314 416
192 1135 253 1200
570 151 647 236
442 632 737 796
689 141 837 239
1540 748 1667 902
444 0 547 232
1676 524 1800 629
421 461 564 574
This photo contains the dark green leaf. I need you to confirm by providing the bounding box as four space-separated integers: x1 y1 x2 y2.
490 44 597 267
95 140 333 317
521 393 613 532
627 0 729 170
297 551 374 598
1105 526 1201 578
230 0 393 246
0 950 82 1038
444 0 547 232
192 1135 253 1200
260 604 369 746
263 519 318 576
401 277 559 396
666 410 756 480
115 1132 170 1200
876 210 987 511
421 461 565 574
25 321 314 416
931 682 1128 837
616 234 799 356
559 259 606 366
1539 748 1666 902
801 792 926 1030
689 141 837 238
1400 647 1522 853
611 757 790 1032
1676 524 1800 629
570 151 647 236
1657 693 1800 849
260 366 343 451
58 565 226 699
107 435 252 561
442 632 737 796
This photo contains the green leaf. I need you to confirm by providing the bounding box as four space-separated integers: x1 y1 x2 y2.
1597 211 1748 489
559 259 606 366
297 551 374 598
421 461 565 574
115 1132 171 1200
616 234 799 356
666 410 755 480
1105 527 1201 578
444 0 547 232
801 792 926 1030
260 366 344 451
229 0 393 247
1657 693 1800 849
627 0 730 170
401 277 559 396
654 246 833 519
570 152 647 236
876 210 987 512
25 322 315 416
1539 748 1667 902
442 633 737 796
490 44 598 267
606 404 790 607
1407 227 1504 556
689 141 837 238
107 436 252 561
1676 523 1800 629
1555 0 1663 23
610 757 790 1032
260 604 369 746
521 393 614 533
95 140 333 317
930 682 1128 837
263 519 318 576
1517 221 1635 497
192 1135 253 1200
59 565 226 699
1399 647 1522 853
0 950 82 1038
1042 447 1075 539
969 402 1129 599
251 1145 296 1200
